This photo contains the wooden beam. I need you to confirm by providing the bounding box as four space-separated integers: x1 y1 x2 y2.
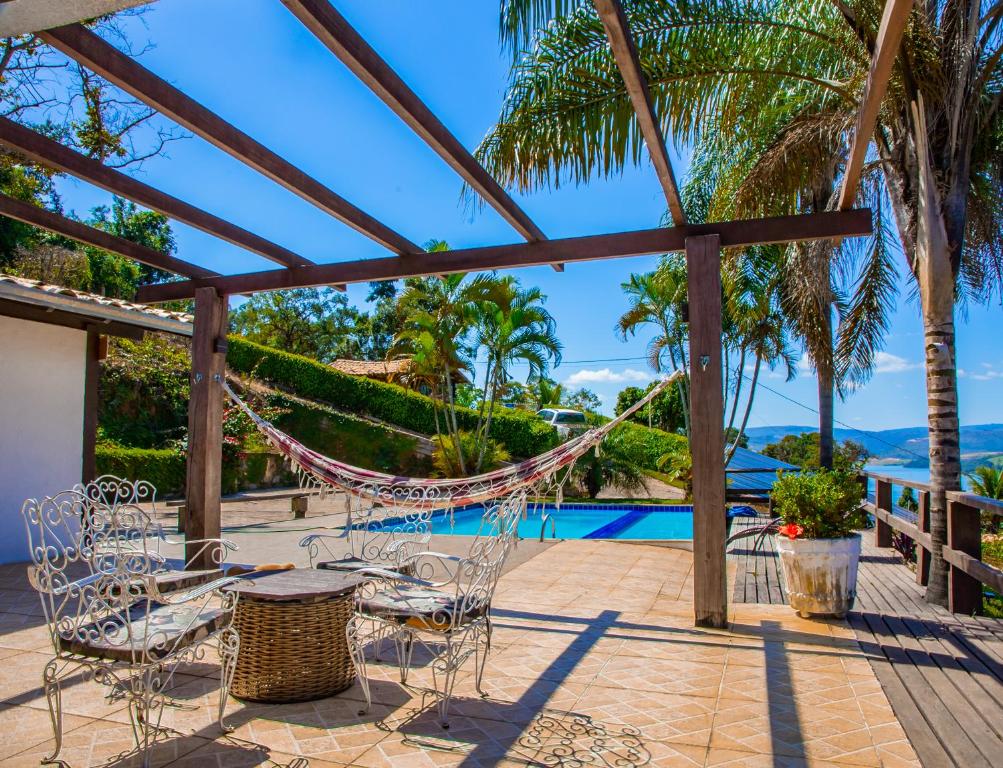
82 328 101 484
185 287 228 570
837 0 912 210
41 23 422 256
0 193 218 279
137 209 873 302
686 234 726 628
279 0 562 269
593 0 686 225
0 117 313 268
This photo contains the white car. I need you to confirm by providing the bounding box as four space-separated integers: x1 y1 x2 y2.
536 408 588 439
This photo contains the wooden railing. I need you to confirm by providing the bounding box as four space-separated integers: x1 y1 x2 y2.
860 470 1003 615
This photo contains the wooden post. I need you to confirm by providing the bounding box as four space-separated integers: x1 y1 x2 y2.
686 235 727 628
917 490 931 586
185 287 228 569
947 498 982 615
875 479 893 548
81 329 103 483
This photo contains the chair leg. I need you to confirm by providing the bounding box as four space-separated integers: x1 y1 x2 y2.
473 624 490 697
41 661 64 766
128 670 165 768
395 629 415 685
347 617 372 716
218 628 239 732
431 635 462 728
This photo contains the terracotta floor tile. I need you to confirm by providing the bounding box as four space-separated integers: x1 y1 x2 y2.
3 718 210 768
592 655 725 698
0 703 94 757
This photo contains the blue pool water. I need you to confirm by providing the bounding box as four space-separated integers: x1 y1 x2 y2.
369 503 757 541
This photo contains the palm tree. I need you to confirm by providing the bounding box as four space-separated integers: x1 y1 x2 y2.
472 275 562 470
484 0 1003 605
615 262 690 434
392 254 491 474
968 465 1003 500
570 429 646 498
530 376 566 408
722 248 798 464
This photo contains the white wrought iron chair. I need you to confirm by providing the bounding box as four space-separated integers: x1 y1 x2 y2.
299 495 433 574
347 491 523 726
76 475 239 588
23 481 243 767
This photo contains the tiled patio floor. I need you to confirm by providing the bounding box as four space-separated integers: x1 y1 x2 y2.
0 541 918 767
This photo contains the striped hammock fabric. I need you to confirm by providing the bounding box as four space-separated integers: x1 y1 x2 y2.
221 371 681 511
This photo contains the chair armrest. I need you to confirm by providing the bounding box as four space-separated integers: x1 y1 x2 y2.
299 532 349 547
353 566 434 589
158 537 238 568
401 550 464 565
145 574 248 605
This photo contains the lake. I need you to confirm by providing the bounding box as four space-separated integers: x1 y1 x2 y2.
863 463 971 507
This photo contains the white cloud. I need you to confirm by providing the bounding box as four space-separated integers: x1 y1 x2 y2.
971 365 1003 381
564 367 650 385
797 358 814 376
873 352 921 374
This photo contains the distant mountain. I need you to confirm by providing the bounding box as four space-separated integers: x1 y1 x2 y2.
744 424 1003 464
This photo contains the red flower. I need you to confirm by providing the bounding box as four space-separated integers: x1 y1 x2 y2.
778 523 804 539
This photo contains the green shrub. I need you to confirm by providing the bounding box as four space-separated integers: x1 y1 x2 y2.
267 393 432 476
430 431 510 478
227 337 557 458
96 445 186 497
611 421 689 472
771 469 868 539
99 336 191 448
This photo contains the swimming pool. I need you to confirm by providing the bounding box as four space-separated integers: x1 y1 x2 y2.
368 503 757 541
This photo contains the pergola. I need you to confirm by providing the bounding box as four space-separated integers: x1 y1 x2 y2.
0 0 911 628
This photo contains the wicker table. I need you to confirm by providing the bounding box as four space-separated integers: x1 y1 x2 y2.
223 569 364 703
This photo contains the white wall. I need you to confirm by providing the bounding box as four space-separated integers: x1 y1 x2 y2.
0 316 86 564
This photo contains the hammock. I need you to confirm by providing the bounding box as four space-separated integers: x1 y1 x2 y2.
221 370 682 511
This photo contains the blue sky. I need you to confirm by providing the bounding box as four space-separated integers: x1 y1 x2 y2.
51 0 1002 432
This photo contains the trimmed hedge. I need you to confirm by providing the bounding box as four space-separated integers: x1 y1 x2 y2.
96 446 186 496
610 421 689 472
268 393 432 476
95 445 299 497
227 337 558 458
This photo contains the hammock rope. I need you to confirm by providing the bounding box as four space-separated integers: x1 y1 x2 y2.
221 370 682 512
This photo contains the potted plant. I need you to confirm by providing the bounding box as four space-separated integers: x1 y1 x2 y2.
771 469 868 618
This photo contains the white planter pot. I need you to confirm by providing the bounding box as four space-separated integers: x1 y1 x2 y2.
775 534 861 618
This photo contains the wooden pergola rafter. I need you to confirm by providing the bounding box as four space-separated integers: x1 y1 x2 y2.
40 23 422 256
0 0 910 628
277 0 562 270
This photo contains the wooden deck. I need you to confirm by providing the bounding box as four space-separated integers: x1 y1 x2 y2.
728 519 1003 767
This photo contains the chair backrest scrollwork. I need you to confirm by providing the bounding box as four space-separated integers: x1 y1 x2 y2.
23 480 166 663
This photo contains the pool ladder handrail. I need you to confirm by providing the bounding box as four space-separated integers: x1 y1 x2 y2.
540 512 556 542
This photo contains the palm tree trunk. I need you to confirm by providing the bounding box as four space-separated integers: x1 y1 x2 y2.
726 345 746 436
443 365 466 474
912 109 963 607
475 358 493 443
722 344 731 428
817 304 835 470
676 338 691 438
923 314 962 606
726 354 760 466
818 368 834 470
476 366 499 472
